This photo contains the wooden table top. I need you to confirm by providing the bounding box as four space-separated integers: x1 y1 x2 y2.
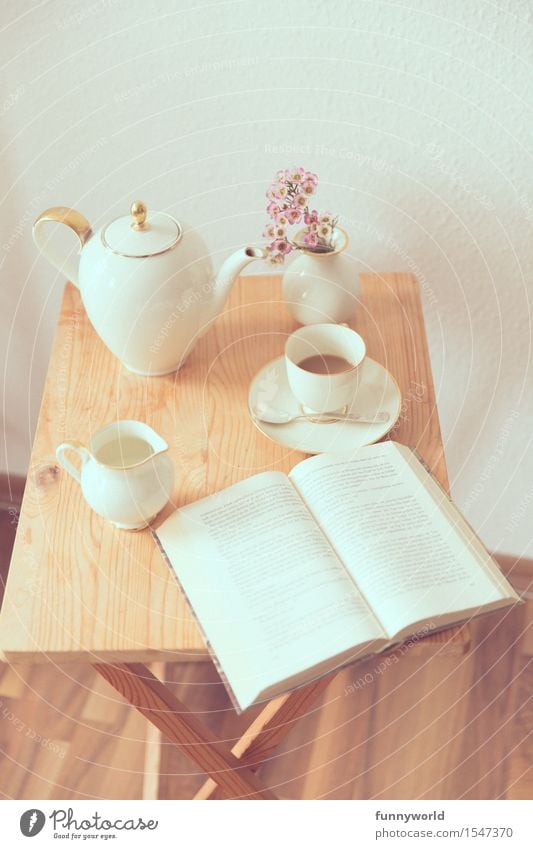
0 273 468 663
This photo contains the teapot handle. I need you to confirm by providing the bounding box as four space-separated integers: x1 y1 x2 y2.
33 207 93 288
56 440 90 484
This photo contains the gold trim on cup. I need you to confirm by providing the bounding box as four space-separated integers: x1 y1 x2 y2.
285 323 366 375
290 356 363 376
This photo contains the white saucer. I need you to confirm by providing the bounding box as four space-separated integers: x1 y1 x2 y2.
248 356 401 455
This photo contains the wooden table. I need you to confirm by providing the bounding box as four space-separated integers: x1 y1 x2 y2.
0 273 469 800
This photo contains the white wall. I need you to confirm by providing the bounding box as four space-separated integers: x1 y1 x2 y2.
1 0 532 557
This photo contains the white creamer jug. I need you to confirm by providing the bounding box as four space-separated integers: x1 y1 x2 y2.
56 420 174 530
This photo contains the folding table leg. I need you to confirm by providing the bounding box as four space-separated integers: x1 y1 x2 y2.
195 671 337 800
93 662 276 800
193 628 471 799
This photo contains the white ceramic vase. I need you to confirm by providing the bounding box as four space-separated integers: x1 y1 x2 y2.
281 227 360 325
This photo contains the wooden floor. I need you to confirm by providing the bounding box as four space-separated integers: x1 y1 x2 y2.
0 485 531 800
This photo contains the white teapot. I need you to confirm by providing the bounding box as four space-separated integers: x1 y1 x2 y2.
33 201 266 376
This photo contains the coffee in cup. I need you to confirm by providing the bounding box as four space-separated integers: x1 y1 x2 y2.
285 324 366 413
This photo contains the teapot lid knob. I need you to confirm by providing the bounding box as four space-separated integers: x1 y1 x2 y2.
131 200 148 230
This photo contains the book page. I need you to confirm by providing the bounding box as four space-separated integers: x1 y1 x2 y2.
156 471 384 710
290 443 513 636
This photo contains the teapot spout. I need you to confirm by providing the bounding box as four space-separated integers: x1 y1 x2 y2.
214 245 268 306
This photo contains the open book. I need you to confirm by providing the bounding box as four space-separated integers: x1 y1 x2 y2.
155 442 519 712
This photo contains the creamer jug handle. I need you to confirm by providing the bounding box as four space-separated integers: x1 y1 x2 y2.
56 441 90 484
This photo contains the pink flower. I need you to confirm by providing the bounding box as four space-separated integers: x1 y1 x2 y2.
293 193 308 208
273 238 292 255
304 209 319 225
266 181 287 200
268 181 288 200
288 167 305 183
266 201 281 219
303 231 319 248
262 168 337 259
284 208 302 225
262 223 278 239
266 243 285 264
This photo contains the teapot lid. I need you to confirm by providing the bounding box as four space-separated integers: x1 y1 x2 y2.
101 201 182 257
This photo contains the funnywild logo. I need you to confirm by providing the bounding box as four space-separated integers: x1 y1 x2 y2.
20 809 46 837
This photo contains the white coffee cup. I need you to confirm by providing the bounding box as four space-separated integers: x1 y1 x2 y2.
285 324 366 414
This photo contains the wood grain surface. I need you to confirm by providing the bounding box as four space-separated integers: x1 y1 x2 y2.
0 273 467 663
